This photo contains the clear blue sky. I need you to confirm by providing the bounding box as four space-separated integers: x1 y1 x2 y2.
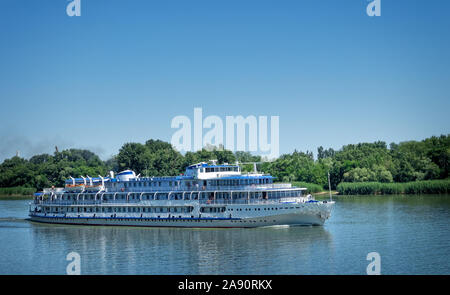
0 0 449 161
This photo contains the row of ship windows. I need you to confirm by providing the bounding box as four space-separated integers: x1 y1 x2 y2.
121 179 271 188
40 206 194 213
230 206 300 211
202 167 239 173
57 190 301 201
123 181 172 188
208 179 271 186
45 217 276 223
39 206 298 214
200 207 226 213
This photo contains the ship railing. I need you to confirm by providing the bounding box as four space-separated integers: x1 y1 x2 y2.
39 200 104 205
38 199 158 206
36 196 308 206
197 198 307 205
119 183 295 193
270 183 294 188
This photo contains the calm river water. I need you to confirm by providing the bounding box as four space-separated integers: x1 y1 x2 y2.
0 195 449 275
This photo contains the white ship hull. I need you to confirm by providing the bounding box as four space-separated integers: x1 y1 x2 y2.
28 201 333 228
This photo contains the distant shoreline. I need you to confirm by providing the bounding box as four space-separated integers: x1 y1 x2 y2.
0 194 33 200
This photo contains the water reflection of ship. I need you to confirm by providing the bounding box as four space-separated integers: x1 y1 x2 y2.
30 224 333 274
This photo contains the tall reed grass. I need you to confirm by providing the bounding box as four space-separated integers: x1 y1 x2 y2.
337 179 450 195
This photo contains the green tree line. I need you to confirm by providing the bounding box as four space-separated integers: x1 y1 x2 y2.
0 135 448 193
260 135 449 189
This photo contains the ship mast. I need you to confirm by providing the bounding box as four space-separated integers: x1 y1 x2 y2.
328 172 332 202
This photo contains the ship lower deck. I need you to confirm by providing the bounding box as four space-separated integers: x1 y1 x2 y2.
28 210 328 228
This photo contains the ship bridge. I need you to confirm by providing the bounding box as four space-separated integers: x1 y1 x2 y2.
184 161 246 179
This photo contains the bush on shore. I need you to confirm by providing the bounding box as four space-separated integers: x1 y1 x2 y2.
337 179 450 195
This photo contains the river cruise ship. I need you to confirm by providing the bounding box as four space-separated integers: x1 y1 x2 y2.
28 161 334 228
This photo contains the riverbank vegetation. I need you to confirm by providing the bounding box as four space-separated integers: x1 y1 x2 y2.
0 187 36 196
0 135 448 195
337 179 450 195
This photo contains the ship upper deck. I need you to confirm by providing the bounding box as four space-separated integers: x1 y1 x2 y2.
59 161 289 193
